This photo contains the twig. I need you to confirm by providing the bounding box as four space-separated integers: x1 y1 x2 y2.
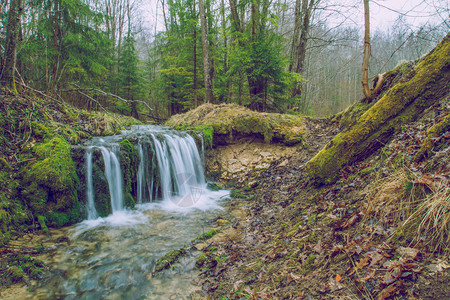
16 82 60 103
64 83 153 111
375 32 414 76
76 90 107 112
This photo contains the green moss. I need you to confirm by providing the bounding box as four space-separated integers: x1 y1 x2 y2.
124 192 135 209
306 35 450 185
196 253 208 267
92 158 111 217
37 215 48 233
235 115 273 142
22 137 81 225
31 122 51 139
360 166 375 176
119 139 139 209
230 191 247 199
154 248 187 272
7 266 26 283
165 103 305 146
193 229 219 243
0 157 12 171
0 209 12 232
332 102 373 131
414 114 450 162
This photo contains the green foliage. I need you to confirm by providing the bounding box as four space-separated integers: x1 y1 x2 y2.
116 36 146 117
19 0 113 91
7 253 45 283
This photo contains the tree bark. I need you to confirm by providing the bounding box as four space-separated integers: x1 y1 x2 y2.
193 0 198 107
362 0 372 100
292 0 314 98
1 0 22 93
198 0 214 103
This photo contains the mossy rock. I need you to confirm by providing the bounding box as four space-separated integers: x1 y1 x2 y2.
165 103 305 146
154 248 187 272
119 139 139 209
31 122 51 139
22 137 81 225
306 34 450 185
92 154 112 217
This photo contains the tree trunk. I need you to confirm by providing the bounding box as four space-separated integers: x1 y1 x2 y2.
1 0 22 93
198 0 214 103
193 1 198 107
220 0 228 103
229 0 241 33
49 0 60 95
289 0 301 72
292 0 314 98
362 0 372 100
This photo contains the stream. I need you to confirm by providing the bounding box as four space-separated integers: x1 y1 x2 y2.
31 190 229 299
28 125 230 299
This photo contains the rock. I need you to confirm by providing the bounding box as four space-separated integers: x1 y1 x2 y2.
248 181 258 188
216 219 229 226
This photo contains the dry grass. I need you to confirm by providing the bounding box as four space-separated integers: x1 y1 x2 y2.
362 169 416 224
403 183 450 253
363 167 450 254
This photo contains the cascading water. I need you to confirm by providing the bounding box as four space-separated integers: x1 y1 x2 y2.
85 149 98 220
99 146 123 213
83 125 218 218
31 125 229 299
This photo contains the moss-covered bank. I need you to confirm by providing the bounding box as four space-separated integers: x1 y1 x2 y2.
165 103 306 146
0 91 142 243
306 33 450 185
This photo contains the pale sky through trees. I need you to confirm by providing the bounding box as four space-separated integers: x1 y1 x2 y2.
141 0 448 36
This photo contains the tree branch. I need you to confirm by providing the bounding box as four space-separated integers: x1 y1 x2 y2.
64 83 153 111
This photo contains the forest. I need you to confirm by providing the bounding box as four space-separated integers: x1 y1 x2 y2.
0 0 448 119
0 0 449 298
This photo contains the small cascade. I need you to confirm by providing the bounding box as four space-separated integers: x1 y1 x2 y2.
136 142 155 204
99 146 123 213
85 150 98 220
80 126 211 218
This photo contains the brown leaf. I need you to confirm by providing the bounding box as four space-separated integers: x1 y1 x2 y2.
313 240 323 253
376 284 397 300
356 256 370 269
368 252 385 267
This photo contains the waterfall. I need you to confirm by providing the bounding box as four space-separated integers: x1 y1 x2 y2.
85 149 98 220
99 146 123 213
82 126 210 218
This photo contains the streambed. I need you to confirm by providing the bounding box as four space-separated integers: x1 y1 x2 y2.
31 190 229 299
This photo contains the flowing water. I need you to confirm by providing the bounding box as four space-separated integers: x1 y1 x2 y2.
30 126 230 299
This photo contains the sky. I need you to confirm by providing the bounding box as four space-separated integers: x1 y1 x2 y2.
369 0 449 31
140 0 449 35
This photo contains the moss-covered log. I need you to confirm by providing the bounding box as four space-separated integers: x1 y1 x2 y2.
306 34 450 185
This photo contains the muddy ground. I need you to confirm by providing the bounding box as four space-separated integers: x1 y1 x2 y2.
195 99 450 299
